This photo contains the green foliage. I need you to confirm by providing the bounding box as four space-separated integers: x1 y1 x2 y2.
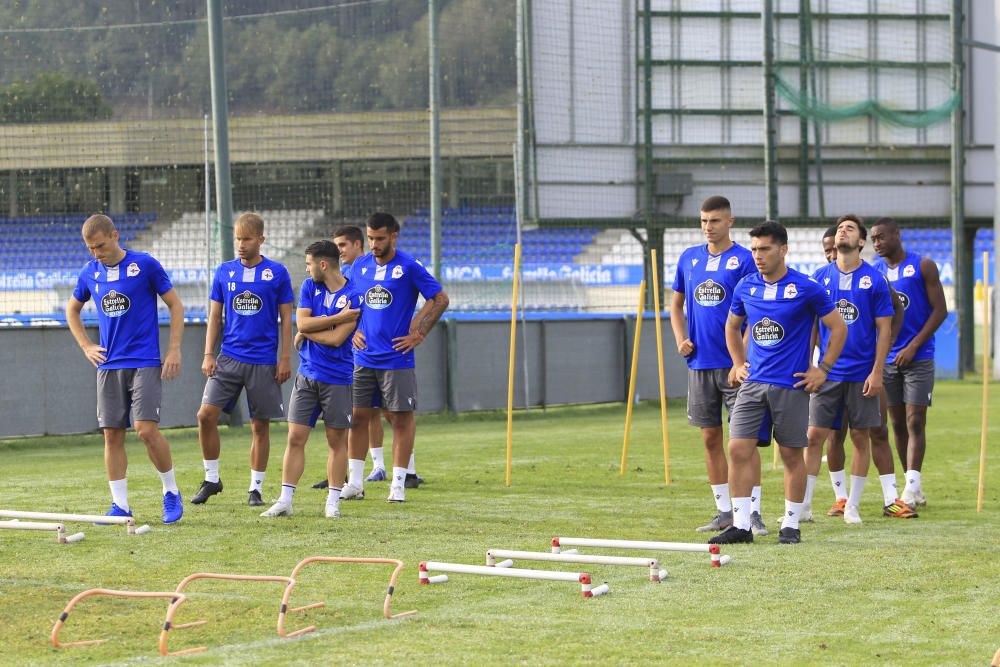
0 72 112 123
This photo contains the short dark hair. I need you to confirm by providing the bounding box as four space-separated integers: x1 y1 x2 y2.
823 226 838 240
305 239 340 263
366 212 400 233
749 220 787 246
700 195 731 213
836 214 867 240
872 216 899 232
332 225 364 245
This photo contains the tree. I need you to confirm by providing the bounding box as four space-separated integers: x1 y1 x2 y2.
0 72 112 123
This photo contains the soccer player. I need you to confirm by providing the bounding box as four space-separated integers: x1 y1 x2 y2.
803 215 916 523
341 212 449 503
822 226 839 264
261 240 360 519
190 212 295 507
819 225 850 515
670 195 769 536
66 214 185 524
710 221 845 545
871 217 948 507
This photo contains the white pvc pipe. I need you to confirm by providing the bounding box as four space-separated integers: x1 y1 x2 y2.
62 532 86 543
423 562 584 583
0 520 65 532
590 584 610 596
489 549 657 569
0 510 134 526
556 537 711 554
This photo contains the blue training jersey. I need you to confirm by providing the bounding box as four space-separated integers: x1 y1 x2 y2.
730 268 836 390
351 249 443 370
672 242 756 370
209 256 295 365
872 252 935 361
72 249 174 370
297 277 361 385
812 261 895 382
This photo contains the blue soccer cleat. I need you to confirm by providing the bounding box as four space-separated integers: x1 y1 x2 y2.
95 502 133 525
162 491 183 524
365 467 387 482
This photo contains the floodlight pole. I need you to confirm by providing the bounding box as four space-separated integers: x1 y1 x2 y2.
995 0 1000 379
762 0 779 222
207 0 234 262
951 0 972 375
429 0 442 276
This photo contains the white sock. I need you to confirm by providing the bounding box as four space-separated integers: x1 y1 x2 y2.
250 469 266 493
848 475 866 508
407 452 416 475
348 459 365 488
751 485 762 515
830 469 848 500
278 483 296 505
905 469 922 493
159 468 179 494
392 466 407 489
782 499 803 530
370 447 385 471
804 475 817 507
711 483 732 513
732 497 752 530
327 487 341 506
879 474 898 505
204 459 220 483
109 478 129 512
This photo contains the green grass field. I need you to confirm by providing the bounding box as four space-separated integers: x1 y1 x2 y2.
1 380 998 666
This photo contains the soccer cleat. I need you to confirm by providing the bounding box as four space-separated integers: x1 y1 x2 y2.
695 512 734 533
404 473 424 489
777 527 801 544
247 489 264 507
162 492 183 524
260 501 292 518
800 504 814 523
340 484 364 500
365 468 387 482
325 504 341 519
190 480 223 505
750 511 768 536
844 504 862 524
827 498 847 517
311 479 329 489
883 499 919 518
707 526 753 544
387 485 406 503
902 488 927 507
95 503 133 525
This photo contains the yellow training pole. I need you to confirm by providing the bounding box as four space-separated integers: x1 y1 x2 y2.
505 243 522 487
620 279 647 475
978 252 990 512
650 249 671 485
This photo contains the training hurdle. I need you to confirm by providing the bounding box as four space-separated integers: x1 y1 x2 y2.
420 561 609 598
551 537 732 567
487 549 665 582
160 572 297 656
278 557 417 637
0 519 84 544
51 589 189 652
0 509 150 535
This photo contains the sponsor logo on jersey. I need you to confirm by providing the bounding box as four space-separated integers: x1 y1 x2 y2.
903 265 916 278
726 256 740 270
896 291 910 310
126 262 140 277
692 259 699 266
859 275 872 289
752 317 785 346
315 288 321 296
694 279 726 306
262 268 274 281
783 283 798 299
392 265 404 279
750 287 757 295
336 294 348 309
362 267 368 275
229 270 235 278
101 290 131 317
94 271 100 278
824 277 831 285
233 290 263 316
837 298 859 324
365 284 393 310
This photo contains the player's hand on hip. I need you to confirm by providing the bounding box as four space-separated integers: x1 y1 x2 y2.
392 331 424 354
862 370 883 397
352 329 367 351
728 363 749 387
793 366 826 393
82 343 107 367
201 353 217 377
893 344 916 368
677 338 695 356
162 349 181 381
276 358 292 384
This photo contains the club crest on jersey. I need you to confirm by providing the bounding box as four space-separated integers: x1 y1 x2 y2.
336 294 348 309
262 268 274 281
859 275 872 289
392 265 404 279
726 256 740 270
837 298 859 324
752 317 784 346
101 290 130 317
126 262 140 277
896 291 911 310
694 279 726 307
365 284 393 310
783 284 798 299
233 290 263 316
903 265 916 277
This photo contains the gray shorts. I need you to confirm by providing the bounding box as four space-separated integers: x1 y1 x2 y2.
352 366 418 412
287 373 353 429
686 368 739 428
202 354 285 420
883 359 935 407
808 380 881 429
730 382 810 447
97 367 162 429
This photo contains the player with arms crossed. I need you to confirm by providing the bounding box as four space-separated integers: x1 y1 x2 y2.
66 214 185 524
191 212 295 507
710 221 845 545
341 212 449 503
